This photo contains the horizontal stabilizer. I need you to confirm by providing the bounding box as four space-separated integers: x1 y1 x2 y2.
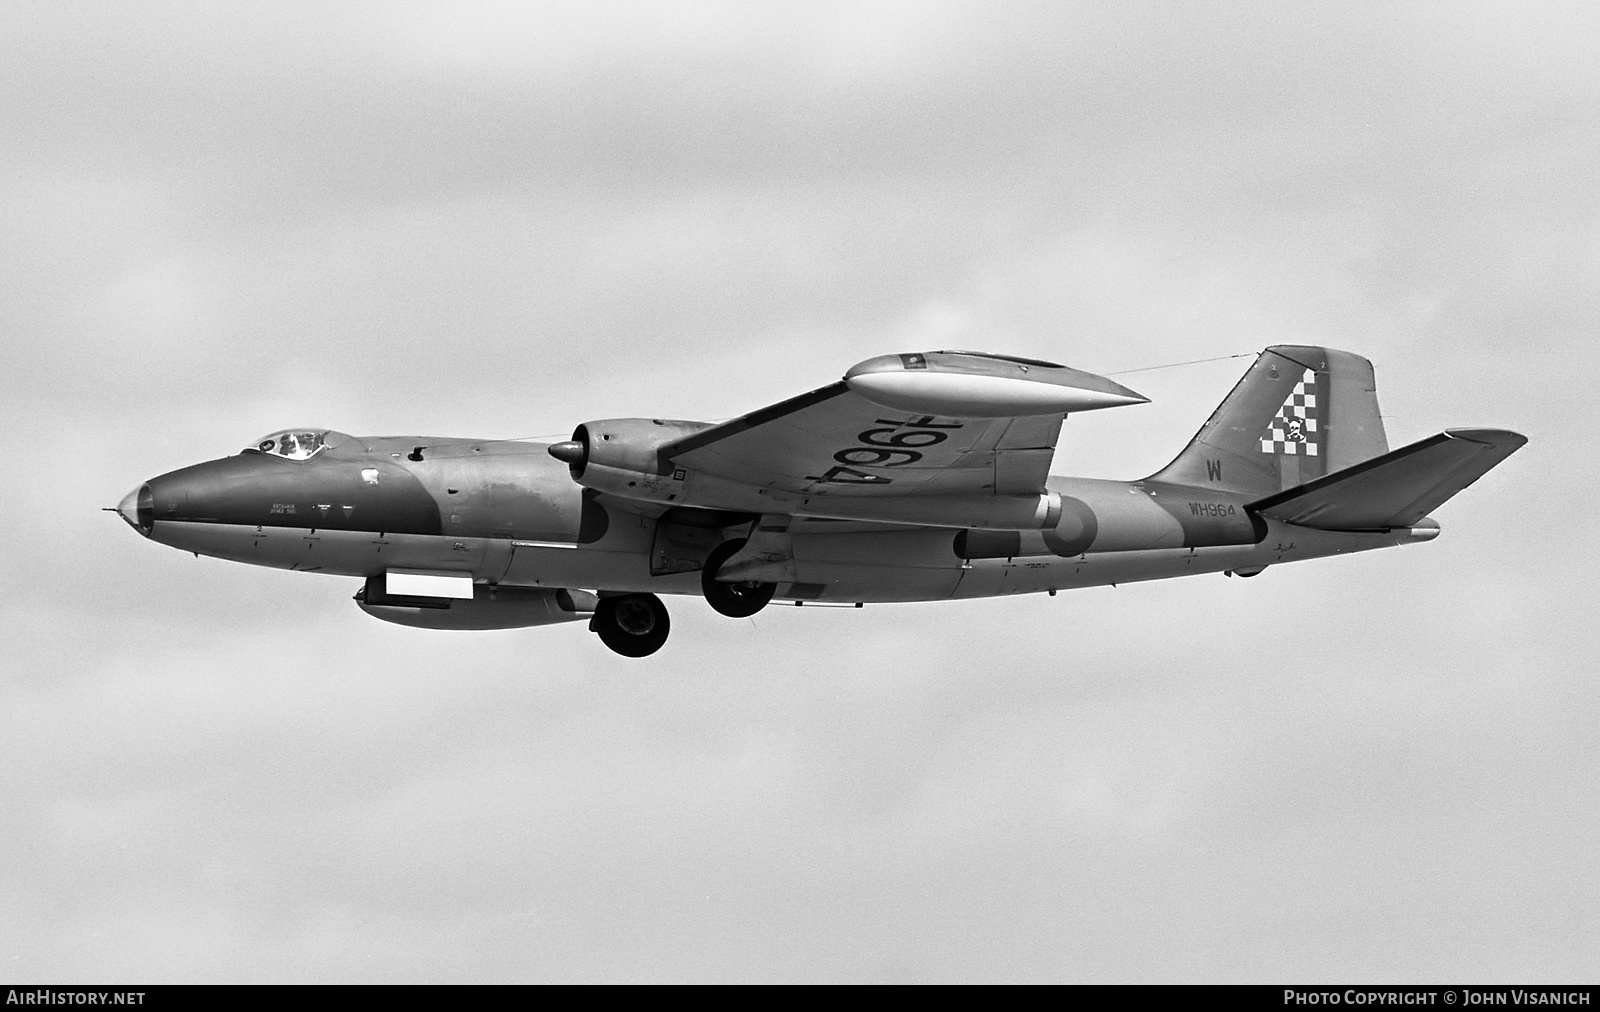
1247 428 1527 530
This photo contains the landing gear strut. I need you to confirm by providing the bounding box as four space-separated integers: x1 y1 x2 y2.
701 538 777 618
590 593 671 657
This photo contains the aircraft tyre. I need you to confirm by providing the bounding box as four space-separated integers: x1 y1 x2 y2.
701 538 776 618
590 593 671 657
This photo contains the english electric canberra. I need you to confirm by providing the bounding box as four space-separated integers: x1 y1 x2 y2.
114 346 1524 656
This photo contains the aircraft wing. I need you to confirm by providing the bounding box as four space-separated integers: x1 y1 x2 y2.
546 351 1148 531
660 381 1069 499
1247 427 1527 530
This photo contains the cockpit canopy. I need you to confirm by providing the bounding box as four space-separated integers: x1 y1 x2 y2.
244 429 351 461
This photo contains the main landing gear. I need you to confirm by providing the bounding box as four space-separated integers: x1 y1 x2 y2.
701 538 776 618
590 593 671 657
588 538 776 657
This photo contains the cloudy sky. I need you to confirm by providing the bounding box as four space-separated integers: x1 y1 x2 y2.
2 1 1595 983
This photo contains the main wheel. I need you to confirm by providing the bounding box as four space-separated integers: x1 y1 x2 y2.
701 538 776 618
590 593 671 657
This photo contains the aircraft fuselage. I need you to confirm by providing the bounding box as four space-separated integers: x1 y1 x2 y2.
122 433 1430 606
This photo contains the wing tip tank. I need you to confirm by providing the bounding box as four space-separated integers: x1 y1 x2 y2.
844 350 1147 417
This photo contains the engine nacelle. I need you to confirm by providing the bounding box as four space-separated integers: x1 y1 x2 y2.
547 417 711 500
355 580 597 630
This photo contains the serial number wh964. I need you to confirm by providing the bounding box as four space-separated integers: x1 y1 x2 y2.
806 416 964 485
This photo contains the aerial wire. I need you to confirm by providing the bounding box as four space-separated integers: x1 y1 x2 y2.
1105 352 1254 376
500 351 1256 439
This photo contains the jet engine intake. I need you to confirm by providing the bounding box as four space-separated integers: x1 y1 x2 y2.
549 418 712 499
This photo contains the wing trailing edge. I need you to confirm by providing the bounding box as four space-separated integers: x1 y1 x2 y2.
1246 428 1527 530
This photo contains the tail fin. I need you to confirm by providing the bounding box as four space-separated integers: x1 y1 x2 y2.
1148 345 1389 496
1247 428 1527 530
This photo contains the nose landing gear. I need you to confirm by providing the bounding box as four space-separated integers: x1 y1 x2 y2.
590 593 671 657
701 538 776 618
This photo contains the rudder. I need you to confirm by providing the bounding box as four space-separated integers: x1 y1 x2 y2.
1147 346 1389 496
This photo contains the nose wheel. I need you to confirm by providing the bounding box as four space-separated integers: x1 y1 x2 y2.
590 593 671 657
701 538 776 618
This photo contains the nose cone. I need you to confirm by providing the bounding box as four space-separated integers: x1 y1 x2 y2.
117 484 154 536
